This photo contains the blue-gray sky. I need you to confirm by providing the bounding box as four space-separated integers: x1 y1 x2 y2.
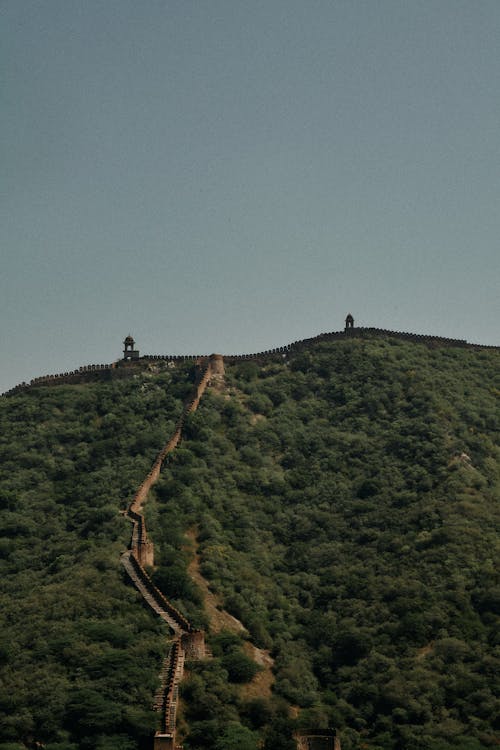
2 1 499 393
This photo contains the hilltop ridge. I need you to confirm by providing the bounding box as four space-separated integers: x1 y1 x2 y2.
3 320 498 397
0 334 498 750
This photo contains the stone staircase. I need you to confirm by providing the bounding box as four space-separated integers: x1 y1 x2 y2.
120 356 221 749
121 550 186 634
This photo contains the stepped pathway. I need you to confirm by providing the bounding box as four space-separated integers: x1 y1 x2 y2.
121 550 190 634
121 355 222 750
125 357 218 567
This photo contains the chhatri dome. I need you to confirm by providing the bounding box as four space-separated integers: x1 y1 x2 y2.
123 335 139 361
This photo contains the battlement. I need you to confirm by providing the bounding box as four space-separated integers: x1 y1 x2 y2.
120 358 215 749
3 324 498 397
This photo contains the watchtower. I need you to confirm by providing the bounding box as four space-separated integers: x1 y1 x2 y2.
345 313 354 331
123 335 140 361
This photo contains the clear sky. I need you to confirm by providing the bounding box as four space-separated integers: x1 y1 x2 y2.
1 1 499 393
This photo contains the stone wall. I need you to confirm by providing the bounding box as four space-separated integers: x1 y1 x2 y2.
121 358 214 748
3 328 498 397
2 363 115 396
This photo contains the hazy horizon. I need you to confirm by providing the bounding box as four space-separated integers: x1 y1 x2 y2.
2 1 499 393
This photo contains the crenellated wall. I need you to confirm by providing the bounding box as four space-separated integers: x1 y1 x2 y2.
125 552 194 634
125 357 214 567
153 640 183 750
121 356 221 748
2 363 115 396
3 326 497 397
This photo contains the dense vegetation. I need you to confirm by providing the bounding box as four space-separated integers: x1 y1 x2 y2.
149 338 499 749
0 365 194 750
0 338 499 750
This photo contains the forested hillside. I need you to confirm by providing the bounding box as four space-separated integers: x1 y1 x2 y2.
1 337 499 750
0 365 194 750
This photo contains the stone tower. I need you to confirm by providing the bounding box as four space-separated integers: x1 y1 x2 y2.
123 335 140 361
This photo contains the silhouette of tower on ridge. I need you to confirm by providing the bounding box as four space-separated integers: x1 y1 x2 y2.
123 335 139 361
345 313 354 331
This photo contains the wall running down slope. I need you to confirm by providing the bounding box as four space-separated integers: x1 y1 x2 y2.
121 355 221 750
2 328 496 747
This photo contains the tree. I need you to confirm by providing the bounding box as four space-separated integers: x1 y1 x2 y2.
221 651 260 683
214 722 259 750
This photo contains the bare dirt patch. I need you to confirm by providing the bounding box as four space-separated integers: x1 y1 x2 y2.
185 529 275 697
240 642 275 700
250 413 266 425
416 642 434 659
186 529 246 635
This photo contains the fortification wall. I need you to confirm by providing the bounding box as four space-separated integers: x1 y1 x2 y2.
126 553 194 634
3 327 498 397
2 363 115 396
121 357 217 748
153 640 184 749
223 326 499 362
3 328 496 745
219 327 498 365
126 357 214 565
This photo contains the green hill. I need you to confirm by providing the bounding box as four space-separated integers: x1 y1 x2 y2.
0 337 498 750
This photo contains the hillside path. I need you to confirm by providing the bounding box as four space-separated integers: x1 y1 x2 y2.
185 529 275 698
121 550 184 634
